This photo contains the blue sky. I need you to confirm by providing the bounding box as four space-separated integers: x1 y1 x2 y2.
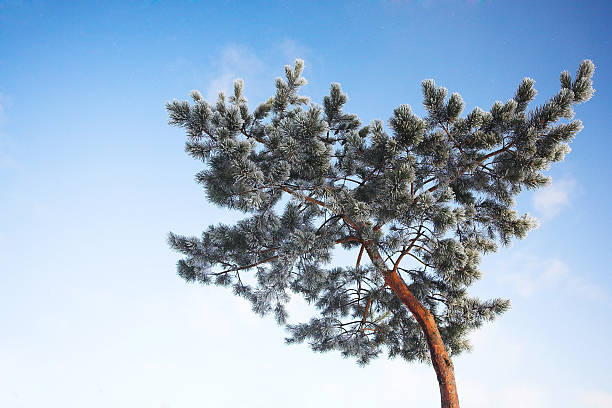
1 1 611 407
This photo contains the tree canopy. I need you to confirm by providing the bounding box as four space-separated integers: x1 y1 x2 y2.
166 59 594 405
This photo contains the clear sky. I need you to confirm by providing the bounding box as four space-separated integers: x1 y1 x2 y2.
1 1 611 407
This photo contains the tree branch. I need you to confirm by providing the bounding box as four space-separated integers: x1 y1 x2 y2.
213 255 280 275
393 226 423 273
423 140 517 195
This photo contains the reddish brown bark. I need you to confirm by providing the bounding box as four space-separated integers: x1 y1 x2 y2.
365 243 460 408
384 269 460 408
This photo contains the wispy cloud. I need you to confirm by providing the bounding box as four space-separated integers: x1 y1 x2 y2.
533 178 576 219
201 40 311 107
541 258 570 282
462 381 612 408
467 321 524 365
459 376 547 408
498 385 546 408
581 389 612 408
205 45 265 103
0 153 16 169
501 256 605 301
278 38 310 62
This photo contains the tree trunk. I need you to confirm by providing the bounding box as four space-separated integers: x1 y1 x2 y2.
384 269 460 408
365 243 460 408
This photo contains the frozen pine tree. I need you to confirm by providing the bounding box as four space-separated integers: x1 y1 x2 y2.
166 59 594 408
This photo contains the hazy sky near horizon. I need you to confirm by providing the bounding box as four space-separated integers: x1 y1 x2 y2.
1 1 611 407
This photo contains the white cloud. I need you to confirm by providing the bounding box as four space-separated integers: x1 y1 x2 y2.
462 384 612 408
501 256 605 301
505 271 537 296
581 389 612 408
278 38 310 62
542 258 570 282
202 40 310 106
499 384 546 408
459 378 492 407
503 257 546 297
466 321 525 367
458 378 548 408
567 276 606 301
205 45 265 102
0 153 16 169
533 178 576 219
455 322 544 408
184 286 258 335
206 72 236 102
542 258 605 301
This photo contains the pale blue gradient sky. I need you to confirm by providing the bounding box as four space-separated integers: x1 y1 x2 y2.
1 1 611 407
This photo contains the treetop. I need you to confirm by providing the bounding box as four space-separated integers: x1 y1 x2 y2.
167 59 594 364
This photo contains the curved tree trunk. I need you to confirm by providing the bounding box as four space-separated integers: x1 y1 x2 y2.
365 244 460 408
384 269 460 408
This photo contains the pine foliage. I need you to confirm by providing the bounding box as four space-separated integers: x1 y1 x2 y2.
167 60 594 365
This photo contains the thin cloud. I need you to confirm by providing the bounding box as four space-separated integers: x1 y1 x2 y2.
499 385 546 408
467 321 524 365
462 384 612 408
542 258 570 282
203 40 311 107
278 38 310 62
533 178 576 219
568 276 606 301
0 153 16 169
581 389 612 408
459 377 547 408
501 256 605 301
205 45 265 103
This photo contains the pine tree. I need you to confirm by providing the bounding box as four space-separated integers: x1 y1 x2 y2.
166 59 594 408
